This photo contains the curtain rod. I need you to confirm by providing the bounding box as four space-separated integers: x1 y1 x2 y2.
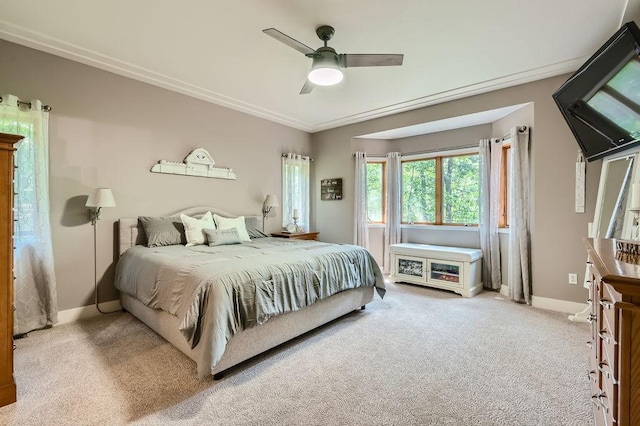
281 153 314 162
496 126 528 142
0 96 52 112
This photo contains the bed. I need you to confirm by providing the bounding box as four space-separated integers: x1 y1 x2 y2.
114 206 385 379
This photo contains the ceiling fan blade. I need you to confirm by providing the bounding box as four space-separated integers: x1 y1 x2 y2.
340 54 404 68
300 80 314 95
263 28 315 56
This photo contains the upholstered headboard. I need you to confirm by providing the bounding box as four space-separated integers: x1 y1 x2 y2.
117 206 259 256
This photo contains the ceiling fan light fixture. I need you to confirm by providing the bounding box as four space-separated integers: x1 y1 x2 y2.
308 51 343 86
308 66 343 86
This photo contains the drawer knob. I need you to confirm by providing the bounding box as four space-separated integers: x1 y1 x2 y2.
586 340 593 349
598 330 617 346
598 362 617 384
600 299 614 310
591 393 609 413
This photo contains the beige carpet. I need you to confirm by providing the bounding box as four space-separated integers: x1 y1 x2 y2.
0 282 591 425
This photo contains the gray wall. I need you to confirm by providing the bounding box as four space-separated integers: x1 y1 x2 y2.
0 40 311 311
1 38 603 308
312 75 601 304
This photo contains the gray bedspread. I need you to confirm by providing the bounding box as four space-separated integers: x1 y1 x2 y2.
114 237 385 377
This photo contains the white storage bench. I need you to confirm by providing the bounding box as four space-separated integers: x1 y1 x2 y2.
389 243 483 298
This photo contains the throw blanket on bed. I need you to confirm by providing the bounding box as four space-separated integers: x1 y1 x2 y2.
115 238 385 377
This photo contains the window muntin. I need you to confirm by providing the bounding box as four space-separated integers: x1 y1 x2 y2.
401 153 479 225
366 162 385 223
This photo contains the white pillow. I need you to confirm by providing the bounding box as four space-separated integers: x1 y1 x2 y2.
180 211 215 247
213 214 251 242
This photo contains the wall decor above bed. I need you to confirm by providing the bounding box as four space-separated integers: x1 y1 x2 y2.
150 147 237 180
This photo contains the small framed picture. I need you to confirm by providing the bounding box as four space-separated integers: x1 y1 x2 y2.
321 178 343 201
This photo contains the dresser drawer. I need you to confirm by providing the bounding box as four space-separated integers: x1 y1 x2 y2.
591 391 614 426
599 348 618 423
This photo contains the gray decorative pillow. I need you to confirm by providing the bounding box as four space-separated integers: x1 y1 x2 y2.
247 227 269 238
139 216 186 247
244 216 269 238
204 228 243 246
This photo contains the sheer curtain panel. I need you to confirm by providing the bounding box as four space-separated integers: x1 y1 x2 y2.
282 153 310 230
353 152 369 248
0 94 58 334
384 152 401 273
508 127 531 304
478 139 502 290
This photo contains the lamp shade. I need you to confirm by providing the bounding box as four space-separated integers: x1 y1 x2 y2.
307 51 343 86
86 188 116 208
263 194 279 208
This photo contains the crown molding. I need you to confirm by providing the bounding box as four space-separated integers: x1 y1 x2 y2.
1 20 583 135
0 21 314 132
309 57 584 132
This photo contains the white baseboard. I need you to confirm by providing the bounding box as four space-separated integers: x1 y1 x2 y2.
531 296 587 315
57 300 122 324
499 285 587 315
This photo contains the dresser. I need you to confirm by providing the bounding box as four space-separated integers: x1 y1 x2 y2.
0 132 22 407
584 238 640 426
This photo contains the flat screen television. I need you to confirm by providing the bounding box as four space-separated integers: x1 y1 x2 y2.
553 21 640 161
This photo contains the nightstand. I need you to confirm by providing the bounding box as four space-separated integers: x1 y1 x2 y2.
271 231 319 241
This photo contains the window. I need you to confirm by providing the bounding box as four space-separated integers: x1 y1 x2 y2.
282 154 310 228
366 161 385 223
0 120 36 239
500 144 512 228
401 152 480 225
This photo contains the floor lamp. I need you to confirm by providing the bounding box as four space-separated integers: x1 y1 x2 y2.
86 188 118 314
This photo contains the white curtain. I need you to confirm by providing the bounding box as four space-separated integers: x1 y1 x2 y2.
0 94 58 334
478 139 502 290
508 126 531 304
282 153 310 230
353 152 369 248
384 152 402 274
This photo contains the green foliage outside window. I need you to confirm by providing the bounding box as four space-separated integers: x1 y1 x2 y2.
402 154 479 225
442 155 480 224
366 162 384 222
402 159 436 223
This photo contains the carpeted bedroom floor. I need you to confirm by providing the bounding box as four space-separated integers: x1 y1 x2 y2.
0 281 591 425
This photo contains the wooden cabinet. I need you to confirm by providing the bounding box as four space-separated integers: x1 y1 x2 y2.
585 238 640 426
0 132 22 407
271 232 319 241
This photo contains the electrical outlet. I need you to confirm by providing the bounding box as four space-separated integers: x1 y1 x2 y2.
568 273 578 285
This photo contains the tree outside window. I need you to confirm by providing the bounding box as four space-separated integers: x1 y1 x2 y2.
366 162 385 223
402 154 479 225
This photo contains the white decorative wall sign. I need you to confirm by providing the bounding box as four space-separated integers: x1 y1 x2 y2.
150 147 237 180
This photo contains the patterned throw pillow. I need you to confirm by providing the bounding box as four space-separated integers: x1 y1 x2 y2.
204 228 243 246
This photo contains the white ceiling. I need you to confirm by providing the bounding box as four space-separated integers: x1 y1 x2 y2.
356 103 530 139
0 1 638 133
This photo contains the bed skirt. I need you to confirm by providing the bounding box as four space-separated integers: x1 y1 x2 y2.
121 285 374 378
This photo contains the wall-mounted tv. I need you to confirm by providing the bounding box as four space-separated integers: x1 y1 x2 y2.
553 21 640 162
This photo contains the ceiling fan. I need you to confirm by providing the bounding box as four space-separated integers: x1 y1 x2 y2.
263 25 404 94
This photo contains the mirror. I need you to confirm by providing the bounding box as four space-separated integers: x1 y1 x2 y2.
593 155 635 239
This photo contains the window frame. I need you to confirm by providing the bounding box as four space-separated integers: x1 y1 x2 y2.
366 159 386 224
401 147 481 226
499 144 511 228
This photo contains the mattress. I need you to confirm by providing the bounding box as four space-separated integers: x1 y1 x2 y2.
115 237 385 377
